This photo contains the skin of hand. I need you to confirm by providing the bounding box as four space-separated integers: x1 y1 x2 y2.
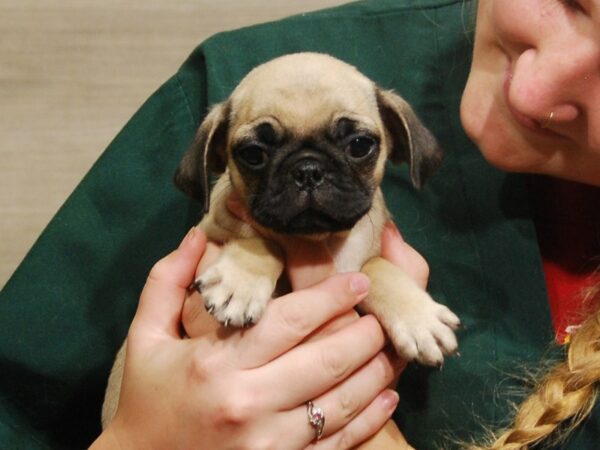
182 198 428 450
91 227 402 450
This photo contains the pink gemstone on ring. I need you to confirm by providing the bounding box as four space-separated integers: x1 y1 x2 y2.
311 408 323 423
307 401 325 440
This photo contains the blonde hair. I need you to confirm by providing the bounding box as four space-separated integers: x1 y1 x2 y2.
470 281 600 450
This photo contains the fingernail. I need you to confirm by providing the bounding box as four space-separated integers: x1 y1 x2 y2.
226 196 242 214
180 227 197 247
385 221 404 241
390 355 407 373
382 390 400 412
226 195 250 222
350 274 370 297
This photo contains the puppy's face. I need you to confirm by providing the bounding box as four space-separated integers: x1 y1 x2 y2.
175 53 442 235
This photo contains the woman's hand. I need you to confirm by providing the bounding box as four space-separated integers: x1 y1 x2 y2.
380 221 429 290
92 228 400 450
180 197 429 449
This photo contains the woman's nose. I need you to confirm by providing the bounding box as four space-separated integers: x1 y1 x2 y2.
509 41 599 124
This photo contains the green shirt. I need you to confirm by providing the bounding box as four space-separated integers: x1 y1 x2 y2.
1 1 598 448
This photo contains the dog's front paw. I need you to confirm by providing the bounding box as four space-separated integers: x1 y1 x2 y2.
194 255 276 328
386 295 461 368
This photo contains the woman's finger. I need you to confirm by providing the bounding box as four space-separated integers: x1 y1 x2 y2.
307 390 401 450
303 309 360 343
251 315 386 409
234 272 370 368
130 227 207 344
278 348 398 449
305 348 398 439
380 221 429 289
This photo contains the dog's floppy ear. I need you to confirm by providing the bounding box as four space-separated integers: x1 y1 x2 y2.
174 101 230 212
376 89 443 189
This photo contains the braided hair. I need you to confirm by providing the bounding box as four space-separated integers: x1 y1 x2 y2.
469 282 600 449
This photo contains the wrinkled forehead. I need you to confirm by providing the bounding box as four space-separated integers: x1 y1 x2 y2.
229 55 379 131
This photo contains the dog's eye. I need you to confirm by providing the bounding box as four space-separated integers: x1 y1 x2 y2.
346 137 375 159
238 146 267 168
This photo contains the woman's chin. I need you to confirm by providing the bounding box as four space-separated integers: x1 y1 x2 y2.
461 80 545 174
477 142 541 174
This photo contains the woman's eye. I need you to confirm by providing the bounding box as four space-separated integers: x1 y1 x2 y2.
238 146 267 168
346 137 376 159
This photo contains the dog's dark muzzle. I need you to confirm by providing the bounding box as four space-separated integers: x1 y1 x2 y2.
250 152 373 235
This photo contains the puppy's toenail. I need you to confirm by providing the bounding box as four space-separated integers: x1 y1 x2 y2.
205 303 215 314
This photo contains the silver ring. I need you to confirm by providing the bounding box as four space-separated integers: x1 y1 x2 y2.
306 400 325 440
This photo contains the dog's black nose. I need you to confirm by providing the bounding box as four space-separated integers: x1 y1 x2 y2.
292 159 324 189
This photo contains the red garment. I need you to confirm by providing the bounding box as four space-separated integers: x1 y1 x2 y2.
532 177 600 344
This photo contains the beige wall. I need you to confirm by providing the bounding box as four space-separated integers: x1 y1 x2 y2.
0 0 350 287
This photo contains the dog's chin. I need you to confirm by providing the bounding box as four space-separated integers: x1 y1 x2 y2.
252 206 370 236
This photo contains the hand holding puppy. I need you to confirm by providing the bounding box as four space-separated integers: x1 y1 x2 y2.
94 228 402 450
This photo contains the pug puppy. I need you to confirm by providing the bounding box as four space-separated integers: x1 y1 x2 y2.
102 52 460 427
